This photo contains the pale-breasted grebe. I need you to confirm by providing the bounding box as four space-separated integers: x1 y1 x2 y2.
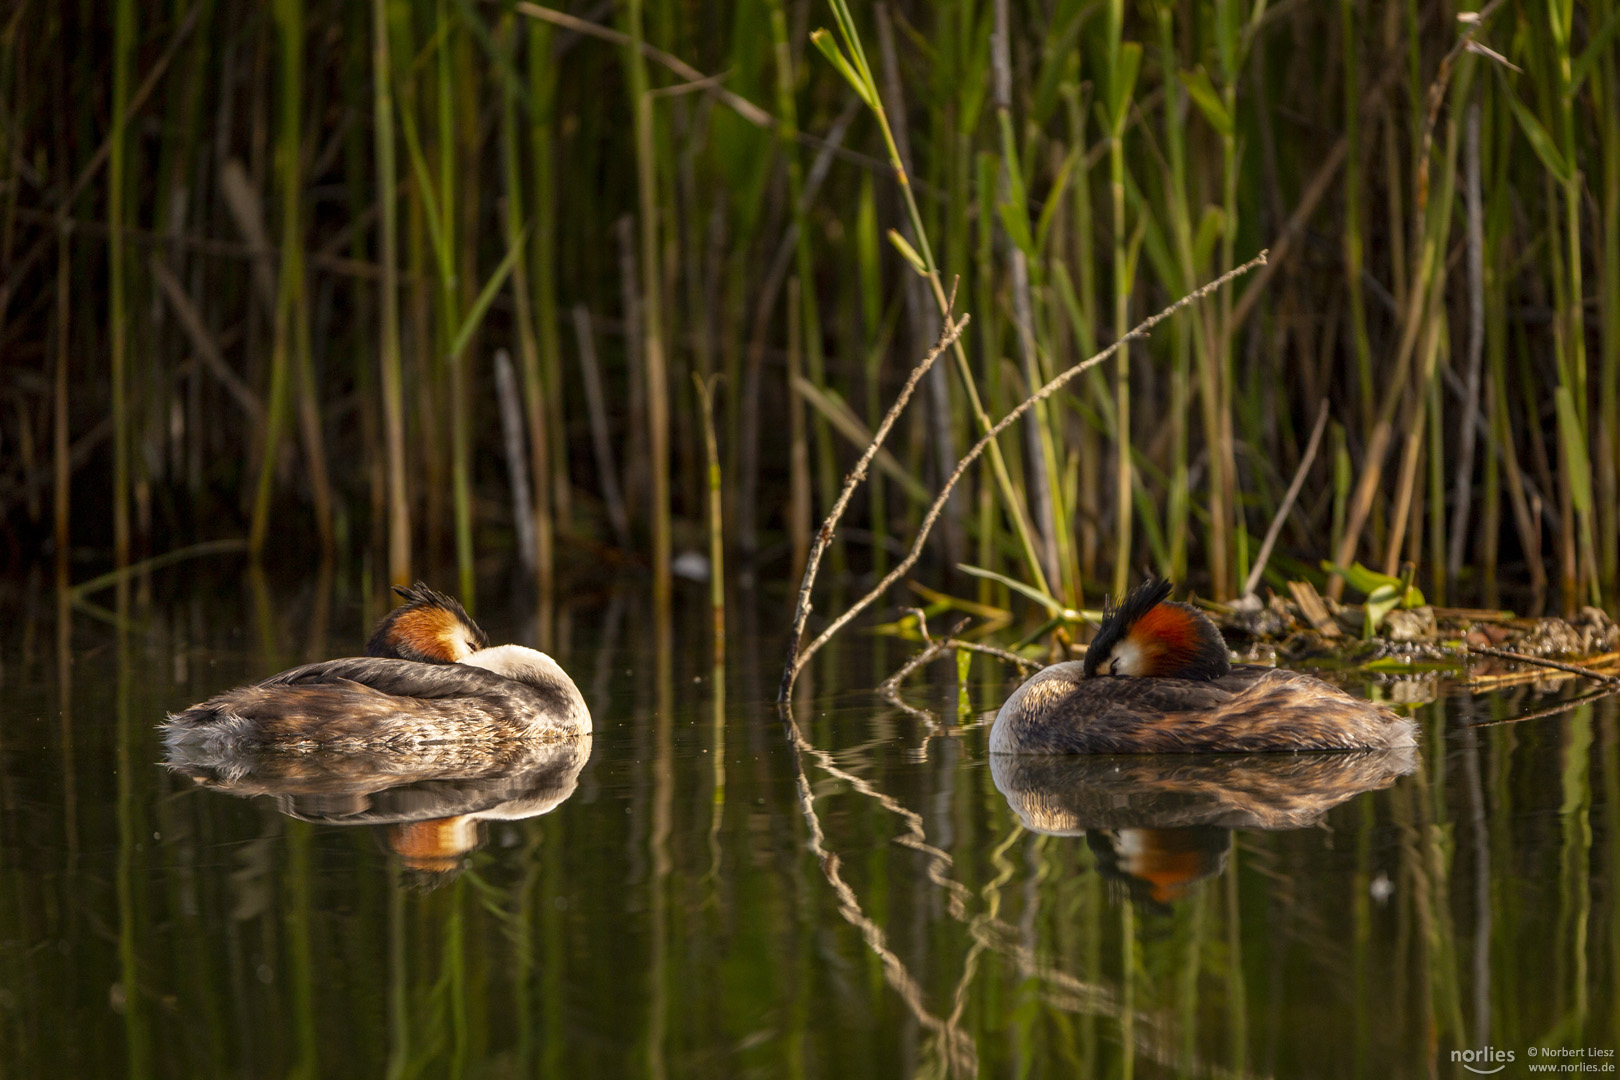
989 579 1417 754
162 583 590 753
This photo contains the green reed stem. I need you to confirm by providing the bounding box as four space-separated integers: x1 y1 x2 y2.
822 0 1051 599
437 1 475 606
251 0 307 557
1105 0 1135 597
695 373 725 662
770 0 840 572
499 16 553 607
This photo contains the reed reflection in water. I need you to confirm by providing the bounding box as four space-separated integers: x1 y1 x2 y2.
1 583 1618 1077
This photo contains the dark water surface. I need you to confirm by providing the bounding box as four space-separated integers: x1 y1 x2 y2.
4 580 1619 1077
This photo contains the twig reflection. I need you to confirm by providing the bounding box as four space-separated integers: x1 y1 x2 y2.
777 699 1289 1078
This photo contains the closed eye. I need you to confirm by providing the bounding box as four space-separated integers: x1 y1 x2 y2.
1108 657 1119 675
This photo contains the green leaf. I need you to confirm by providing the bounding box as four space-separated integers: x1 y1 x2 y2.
1109 42 1143 132
1505 86 1571 183
1031 7 1090 124
906 580 1012 620
872 610 939 640
1180 66 1233 137
397 103 447 267
1192 204 1225 270
1363 583 1401 640
1013 614 1069 649
956 562 1073 619
887 228 929 275
997 199 1035 255
811 28 876 110
1050 261 1098 357
449 222 530 359
1322 560 1424 607
995 108 1032 254
1555 385 1594 515
1572 9 1620 91
1123 213 1147 287
792 375 933 504
1034 146 1079 256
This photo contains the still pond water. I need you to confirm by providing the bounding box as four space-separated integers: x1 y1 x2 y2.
3 577 1618 1077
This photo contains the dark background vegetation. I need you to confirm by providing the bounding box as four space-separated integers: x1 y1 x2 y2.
2 0 1616 618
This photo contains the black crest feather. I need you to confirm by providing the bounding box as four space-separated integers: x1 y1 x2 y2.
366 582 487 662
1084 579 1174 676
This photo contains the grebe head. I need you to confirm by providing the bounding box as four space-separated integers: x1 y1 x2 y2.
366 582 488 663
1083 578 1230 681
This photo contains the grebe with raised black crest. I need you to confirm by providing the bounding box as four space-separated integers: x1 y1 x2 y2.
990 579 1416 754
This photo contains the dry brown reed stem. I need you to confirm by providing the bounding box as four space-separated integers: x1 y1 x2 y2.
1467 646 1620 687
150 258 263 424
1242 398 1329 598
786 278 811 581
373 0 408 587
8 207 410 282
519 3 771 125
778 296 970 701
1328 4 1502 599
779 252 1267 701
53 235 70 590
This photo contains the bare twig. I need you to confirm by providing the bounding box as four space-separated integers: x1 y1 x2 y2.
876 612 965 694
878 632 1041 726
780 253 1268 700
778 300 970 700
1467 646 1620 686
879 607 1042 692
519 2 770 124
150 257 264 424
946 639 1043 673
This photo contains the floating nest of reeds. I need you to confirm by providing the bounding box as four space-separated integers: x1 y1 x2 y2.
1212 584 1620 684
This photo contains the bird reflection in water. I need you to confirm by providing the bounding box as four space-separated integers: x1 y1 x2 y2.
991 748 1418 907
166 737 591 883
